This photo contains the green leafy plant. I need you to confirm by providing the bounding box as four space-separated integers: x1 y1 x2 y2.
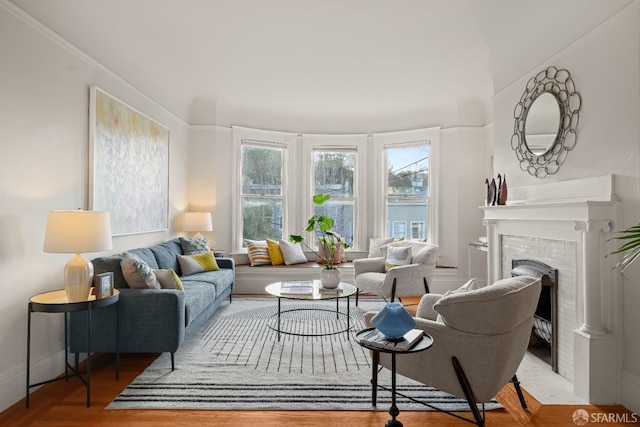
290 193 350 269
608 224 640 272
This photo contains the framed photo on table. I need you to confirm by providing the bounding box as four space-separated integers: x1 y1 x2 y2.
94 272 114 299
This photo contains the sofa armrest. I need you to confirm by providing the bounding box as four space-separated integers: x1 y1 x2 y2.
70 288 186 354
384 262 430 280
353 257 385 275
215 257 235 271
416 293 444 320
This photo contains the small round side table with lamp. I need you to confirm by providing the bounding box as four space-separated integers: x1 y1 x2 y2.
26 289 120 408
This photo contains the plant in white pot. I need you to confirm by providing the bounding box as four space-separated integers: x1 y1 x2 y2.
290 193 350 288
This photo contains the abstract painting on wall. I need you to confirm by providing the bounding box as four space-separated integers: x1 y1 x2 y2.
90 86 169 235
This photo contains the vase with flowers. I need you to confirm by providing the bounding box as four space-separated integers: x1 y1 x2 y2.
290 193 350 288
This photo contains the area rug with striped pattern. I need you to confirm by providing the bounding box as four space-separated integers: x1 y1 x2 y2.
108 296 502 411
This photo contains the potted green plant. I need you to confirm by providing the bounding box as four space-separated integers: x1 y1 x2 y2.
608 224 640 272
290 193 350 287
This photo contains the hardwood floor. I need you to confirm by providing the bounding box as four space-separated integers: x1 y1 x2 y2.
1 352 634 427
3 296 634 426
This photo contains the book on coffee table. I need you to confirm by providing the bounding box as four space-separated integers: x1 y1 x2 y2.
361 328 424 351
280 281 314 295
318 284 344 295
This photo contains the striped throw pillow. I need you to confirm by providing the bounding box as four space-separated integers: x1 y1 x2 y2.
245 239 271 266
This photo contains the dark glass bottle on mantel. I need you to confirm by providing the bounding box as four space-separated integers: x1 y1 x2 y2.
498 174 508 205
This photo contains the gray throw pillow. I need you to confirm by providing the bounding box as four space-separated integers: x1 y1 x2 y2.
179 236 211 255
120 252 160 289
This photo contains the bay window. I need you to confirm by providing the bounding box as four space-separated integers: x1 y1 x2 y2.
232 126 439 253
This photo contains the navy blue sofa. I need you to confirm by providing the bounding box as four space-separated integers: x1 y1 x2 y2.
69 238 235 369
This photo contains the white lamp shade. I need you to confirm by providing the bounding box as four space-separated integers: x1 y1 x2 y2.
43 210 113 254
184 212 213 233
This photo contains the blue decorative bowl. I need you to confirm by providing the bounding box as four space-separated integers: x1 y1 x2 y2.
371 302 416 339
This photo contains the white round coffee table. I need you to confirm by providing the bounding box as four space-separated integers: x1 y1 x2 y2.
265 280 357 341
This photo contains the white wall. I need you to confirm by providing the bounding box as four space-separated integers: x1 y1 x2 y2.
186 126 234 250
491 3 640 411
0 4 189 412
439 128 488 271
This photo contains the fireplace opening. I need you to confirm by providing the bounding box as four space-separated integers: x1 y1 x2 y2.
511 259 558 373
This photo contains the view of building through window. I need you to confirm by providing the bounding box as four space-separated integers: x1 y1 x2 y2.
386 144 429 240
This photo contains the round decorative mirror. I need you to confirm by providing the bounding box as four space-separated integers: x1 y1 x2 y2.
511 66 581 178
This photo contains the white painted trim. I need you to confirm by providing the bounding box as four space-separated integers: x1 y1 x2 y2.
372 126 441 247
483 192 622 404
0 344 67 413
507 175 618 205
300 134 368 250
231 126 298 253
621 369 640 413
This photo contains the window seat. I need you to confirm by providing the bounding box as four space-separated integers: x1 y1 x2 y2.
234 261 355 294
231 252 459 295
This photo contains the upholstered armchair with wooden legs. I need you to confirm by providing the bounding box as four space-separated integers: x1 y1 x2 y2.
364 275 542 427
353 241 438 305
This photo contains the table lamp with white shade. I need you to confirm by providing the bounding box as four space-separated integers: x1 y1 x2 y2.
183 212 213 238
43 210 113 302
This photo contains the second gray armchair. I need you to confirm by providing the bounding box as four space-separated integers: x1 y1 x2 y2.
353 241 438 305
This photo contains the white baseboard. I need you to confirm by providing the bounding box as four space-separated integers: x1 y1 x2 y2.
0 347 66 413
621 369 640 413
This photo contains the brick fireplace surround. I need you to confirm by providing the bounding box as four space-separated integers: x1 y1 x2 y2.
482 175 621 404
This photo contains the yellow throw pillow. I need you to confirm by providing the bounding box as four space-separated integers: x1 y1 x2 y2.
177 252 220 275
266 239 284 265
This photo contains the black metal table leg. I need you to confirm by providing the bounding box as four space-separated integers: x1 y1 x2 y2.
115 301 119 381
386 353 402 427
347 295 350 340
86 302 91 407
277 297 281 341
25 304 31 408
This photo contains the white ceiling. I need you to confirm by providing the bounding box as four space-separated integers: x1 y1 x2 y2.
8 0 633 131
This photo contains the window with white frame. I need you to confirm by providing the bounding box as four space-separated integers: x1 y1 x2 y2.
312 149 356 247
374 127 439 245
240 142 285 243
384 144 430 240
232 126 439 253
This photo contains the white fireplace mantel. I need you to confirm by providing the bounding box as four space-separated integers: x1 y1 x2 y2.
482 191 621 404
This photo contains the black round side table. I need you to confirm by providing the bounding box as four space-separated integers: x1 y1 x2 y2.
26 289 120 408
356 327 434 427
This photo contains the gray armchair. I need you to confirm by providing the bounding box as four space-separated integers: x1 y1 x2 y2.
364 275 542 426
353 241 438 305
